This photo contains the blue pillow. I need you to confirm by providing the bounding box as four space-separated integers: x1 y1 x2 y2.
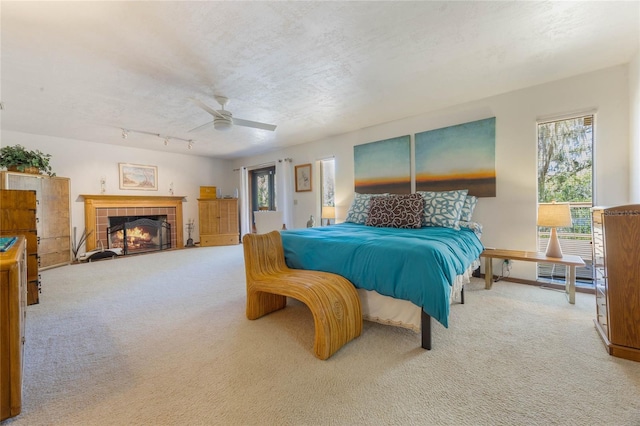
417 190 468 229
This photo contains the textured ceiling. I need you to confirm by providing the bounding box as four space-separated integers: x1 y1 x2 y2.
1 1 639 159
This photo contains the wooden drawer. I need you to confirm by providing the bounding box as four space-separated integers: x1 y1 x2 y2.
596 285 608 336
0 210 36 230
27 254 38 278
27 280 40 306
200 234 239 247
22 232 38 256
0 189 36 208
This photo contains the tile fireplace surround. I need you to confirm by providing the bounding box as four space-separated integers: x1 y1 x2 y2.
81 195 185 252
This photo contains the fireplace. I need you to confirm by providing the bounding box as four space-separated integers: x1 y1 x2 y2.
81 195 185 252
107 215 171 255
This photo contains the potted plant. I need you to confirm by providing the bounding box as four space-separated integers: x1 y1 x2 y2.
0 144 55 176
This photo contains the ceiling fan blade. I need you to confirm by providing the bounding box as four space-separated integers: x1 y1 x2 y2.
232 117 277 131
189 98 225 119
187 120 214 133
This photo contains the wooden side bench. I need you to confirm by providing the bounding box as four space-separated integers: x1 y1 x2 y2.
242 231 362 360
480 249 585 304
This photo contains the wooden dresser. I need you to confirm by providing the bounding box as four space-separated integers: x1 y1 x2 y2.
0 236 27 421
198 198 239 246
592 205 640 362
1 172 71 270
0 190 39 305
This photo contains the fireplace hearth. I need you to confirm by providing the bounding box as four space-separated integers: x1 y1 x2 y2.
81 195 185 253
107 216 171 255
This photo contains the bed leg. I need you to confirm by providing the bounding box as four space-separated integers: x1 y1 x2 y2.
421 310 432 350
461 285 465 304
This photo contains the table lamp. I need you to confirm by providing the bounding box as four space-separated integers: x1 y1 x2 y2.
537 202 572 258
321 206 335 226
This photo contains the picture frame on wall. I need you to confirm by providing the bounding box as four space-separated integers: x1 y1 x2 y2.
295 163 312 192
118 163 158 190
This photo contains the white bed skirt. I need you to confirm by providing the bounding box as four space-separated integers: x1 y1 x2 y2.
358 260 480 332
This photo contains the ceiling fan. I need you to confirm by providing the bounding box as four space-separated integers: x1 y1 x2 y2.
188 95 277 132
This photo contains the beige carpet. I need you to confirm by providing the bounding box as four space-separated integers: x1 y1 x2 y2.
5 244 640 425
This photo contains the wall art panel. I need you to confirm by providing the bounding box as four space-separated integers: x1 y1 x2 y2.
415 117 496 197
354 135 411 194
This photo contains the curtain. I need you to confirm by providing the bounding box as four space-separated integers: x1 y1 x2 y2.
276 158 294 230
238 167 251 238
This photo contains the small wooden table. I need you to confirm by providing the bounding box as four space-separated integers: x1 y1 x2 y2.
480 249 586 304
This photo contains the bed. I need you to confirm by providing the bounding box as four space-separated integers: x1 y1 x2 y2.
280 191 484 349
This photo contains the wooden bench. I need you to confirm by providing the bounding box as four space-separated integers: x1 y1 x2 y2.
480 249 585 304
242 231 362 360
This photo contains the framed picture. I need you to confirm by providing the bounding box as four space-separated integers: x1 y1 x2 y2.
295 163 312 192
118 163 158 190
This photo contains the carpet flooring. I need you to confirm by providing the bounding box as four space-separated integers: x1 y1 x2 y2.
5 244 640 425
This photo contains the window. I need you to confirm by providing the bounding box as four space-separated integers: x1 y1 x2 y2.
320 158 335 226
537 114 594 286
250 166 276 213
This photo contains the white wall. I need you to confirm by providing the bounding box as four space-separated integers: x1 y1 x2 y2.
233 65 631 281
630 50 640 203
1 130 236 245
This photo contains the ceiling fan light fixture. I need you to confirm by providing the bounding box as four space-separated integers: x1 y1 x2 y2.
213 118 233 131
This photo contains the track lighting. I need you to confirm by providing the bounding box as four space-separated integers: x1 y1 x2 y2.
118 128 194 150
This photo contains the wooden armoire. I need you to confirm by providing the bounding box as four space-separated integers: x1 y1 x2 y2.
198 198 239 246
1 172 72 304
592 205 640 362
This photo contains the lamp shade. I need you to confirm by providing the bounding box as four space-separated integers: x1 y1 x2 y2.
321 206 336 219
537 202 572 227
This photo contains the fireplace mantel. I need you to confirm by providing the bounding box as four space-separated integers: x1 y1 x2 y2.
81 194 185 252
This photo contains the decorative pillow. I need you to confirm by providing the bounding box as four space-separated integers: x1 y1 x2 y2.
459 195 478 222
459 220 483 237
365 194 424 229
418 190 468 229
345 193 387 224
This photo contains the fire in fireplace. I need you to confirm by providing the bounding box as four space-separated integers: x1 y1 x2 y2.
107 216 171 255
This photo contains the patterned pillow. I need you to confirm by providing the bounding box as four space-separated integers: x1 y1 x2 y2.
365 194 424 229
345 193 387 224
418 190 468 229
460 195 478 222
459 220 483 237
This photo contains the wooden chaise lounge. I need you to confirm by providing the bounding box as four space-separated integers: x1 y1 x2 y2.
242 231 362 360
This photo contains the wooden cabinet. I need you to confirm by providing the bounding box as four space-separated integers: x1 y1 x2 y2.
198 198 239 246
0 190 39 305
1 172 71 270
592 205 640 362
1 236 27 421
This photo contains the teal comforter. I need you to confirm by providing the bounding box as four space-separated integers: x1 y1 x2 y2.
281 223 484 327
